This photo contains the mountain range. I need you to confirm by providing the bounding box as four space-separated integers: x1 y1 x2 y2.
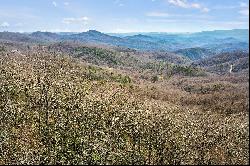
0 29 249 60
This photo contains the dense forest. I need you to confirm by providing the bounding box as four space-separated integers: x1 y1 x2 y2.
0 29 249 165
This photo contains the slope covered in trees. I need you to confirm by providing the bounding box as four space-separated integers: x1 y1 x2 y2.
192 51 249 74
0 44 249 164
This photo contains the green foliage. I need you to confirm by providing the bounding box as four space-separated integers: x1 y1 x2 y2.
172 65 207 77
75 47 120 66
151 75 159 83
183 83 225 94
175 47 213 60
73 46 206 81
0 46 6 52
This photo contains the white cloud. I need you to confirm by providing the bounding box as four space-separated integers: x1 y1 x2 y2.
202 7 210 12
168 0 188 8
52 1 57 7
146 12 169 17
62 17 89 25
64 2 69 6
0 22 10 27
168 0 209 12
147 18 248 27
191 3 201 9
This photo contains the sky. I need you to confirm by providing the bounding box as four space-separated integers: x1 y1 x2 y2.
0 0 249 33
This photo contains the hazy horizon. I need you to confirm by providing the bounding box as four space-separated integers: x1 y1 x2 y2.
0 28 249 34
0 0 249 33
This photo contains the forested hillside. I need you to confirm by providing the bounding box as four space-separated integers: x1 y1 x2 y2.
0 41 249 164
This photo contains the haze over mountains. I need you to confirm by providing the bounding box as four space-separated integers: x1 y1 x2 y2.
0 29 248 60
1 29 248 75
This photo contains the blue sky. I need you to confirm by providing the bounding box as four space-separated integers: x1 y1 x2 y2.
0 0 249 33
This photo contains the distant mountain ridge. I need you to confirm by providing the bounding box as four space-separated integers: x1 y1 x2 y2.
0 29 248 60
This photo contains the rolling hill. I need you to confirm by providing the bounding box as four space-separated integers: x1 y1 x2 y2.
192 51 249 74
174 47 214 60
